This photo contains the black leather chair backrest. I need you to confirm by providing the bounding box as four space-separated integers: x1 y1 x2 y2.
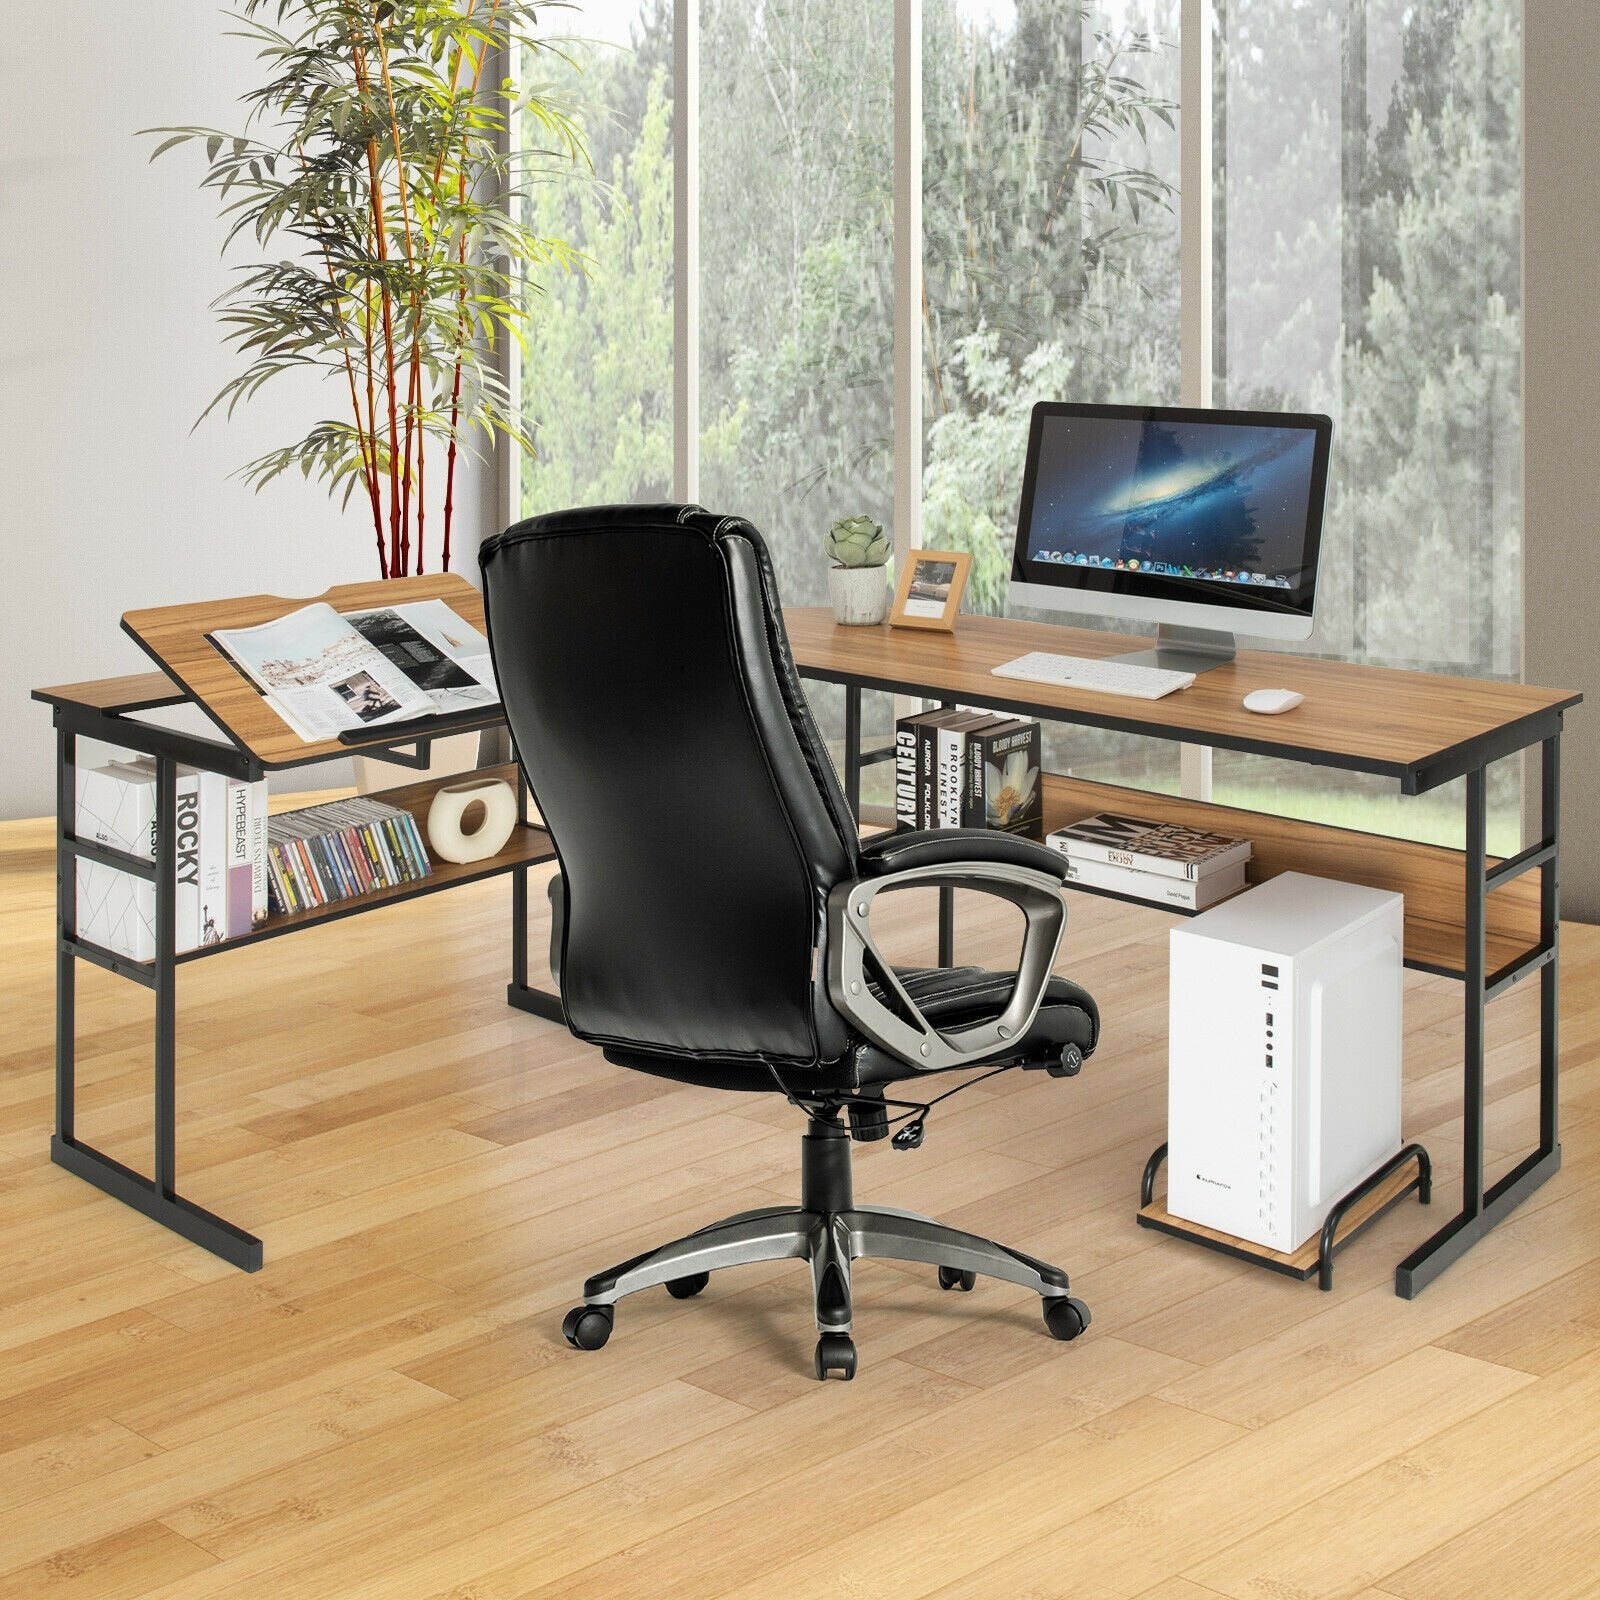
480 505 860 1069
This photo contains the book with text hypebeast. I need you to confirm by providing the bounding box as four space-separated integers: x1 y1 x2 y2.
211 598 498 742
1047 812 1252 881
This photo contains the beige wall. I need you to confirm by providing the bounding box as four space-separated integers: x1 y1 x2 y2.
1524 1 1600 920
0 8 497 818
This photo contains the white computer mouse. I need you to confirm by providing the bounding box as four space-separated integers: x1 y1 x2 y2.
1242 688 1305 715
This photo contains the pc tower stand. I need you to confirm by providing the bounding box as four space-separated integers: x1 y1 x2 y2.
1155 873 1432 1285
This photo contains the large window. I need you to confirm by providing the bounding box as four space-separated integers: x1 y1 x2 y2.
518 0 1523 845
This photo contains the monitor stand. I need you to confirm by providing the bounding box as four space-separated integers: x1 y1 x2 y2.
1113 624 1236 677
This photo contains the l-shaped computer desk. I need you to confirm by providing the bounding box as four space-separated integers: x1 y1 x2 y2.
781 607 1580 1300
36 584 1580 1300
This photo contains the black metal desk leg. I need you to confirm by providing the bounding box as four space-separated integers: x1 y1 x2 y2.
1540 732 1561 1156
1462 764 1487 1216
844 683 862 823
504 762 565 1024
511 863 529 991
937 697 956 968
55 728 76 1142
938 891 956 968
153 756 177 1197
1396 751 1563 1297
51 735 263 1271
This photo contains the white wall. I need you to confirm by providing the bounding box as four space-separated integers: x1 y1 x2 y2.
0 7 498 819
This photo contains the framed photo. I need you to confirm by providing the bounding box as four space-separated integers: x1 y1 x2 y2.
890 549 972 631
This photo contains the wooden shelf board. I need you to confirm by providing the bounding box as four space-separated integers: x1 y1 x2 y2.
1138 1161 1423 1278
176 764 553 960
1039 772 1540 981
32 671 191 715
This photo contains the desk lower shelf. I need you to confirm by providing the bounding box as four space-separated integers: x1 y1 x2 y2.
65 763 555 980
203 763 555 956
1038 772 1540 983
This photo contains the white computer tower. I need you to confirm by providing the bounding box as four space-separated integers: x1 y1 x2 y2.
1167 872 1403 1254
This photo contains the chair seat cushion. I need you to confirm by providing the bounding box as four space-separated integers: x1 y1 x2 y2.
602 964 1099 1095
852 964 1100 1087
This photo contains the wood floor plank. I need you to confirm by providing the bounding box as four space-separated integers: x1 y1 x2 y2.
706 1396 1241 1600
1183 1347 1600 1599
0 1521 216 1600
0 1370 448 1576
343 1338 1199 1600
925 1345 1530 1599
1380 1447 1600 1600
1429 1259 1600 1376
1130 1583 1235 1600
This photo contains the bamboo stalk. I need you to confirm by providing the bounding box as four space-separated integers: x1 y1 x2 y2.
405 0 481 574
372 5 426 575
409 351 427 573
363 273 383 567
443 0 504 570
414 360 428 573
351 31 404 574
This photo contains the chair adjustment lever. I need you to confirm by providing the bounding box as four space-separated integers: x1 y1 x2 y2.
1022 1043 1084 1078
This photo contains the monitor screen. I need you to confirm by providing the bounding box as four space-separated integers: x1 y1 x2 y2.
1011 402 1332 623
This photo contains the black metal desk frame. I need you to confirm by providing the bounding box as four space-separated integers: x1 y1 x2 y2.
39 680 555 1272
39 656 1566 1296
802 664 1566 1302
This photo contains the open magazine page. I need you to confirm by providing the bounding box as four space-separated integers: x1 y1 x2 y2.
344 599 500 714
211 603 436 740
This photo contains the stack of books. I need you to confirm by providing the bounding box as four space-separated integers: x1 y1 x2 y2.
75 759 268 960
1047 812 1252 910
894 708 1043 839
265 797 431 915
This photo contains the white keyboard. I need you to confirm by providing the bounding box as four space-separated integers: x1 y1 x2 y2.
990 651 1195 700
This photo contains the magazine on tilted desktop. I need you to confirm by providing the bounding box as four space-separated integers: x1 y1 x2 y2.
210 599 500 742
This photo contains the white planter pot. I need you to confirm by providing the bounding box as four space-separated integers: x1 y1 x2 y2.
828 563 889 626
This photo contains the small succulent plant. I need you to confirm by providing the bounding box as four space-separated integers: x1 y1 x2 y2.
825 515 890 568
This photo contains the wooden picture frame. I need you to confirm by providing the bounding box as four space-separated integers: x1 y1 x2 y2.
889 550 972 631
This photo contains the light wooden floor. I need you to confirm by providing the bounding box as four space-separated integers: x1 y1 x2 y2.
4 812 1600 1600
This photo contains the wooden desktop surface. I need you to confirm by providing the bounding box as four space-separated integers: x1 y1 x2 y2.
783 608 1579 790
120 574 495 769
784 606 1580 978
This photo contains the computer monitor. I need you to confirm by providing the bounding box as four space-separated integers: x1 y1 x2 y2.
1008 401 1333 674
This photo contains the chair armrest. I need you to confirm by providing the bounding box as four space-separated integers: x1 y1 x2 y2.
825 858 1065 1072
857 828 1068 883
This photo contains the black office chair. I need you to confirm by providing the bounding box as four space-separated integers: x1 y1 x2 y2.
480 505 1099 1380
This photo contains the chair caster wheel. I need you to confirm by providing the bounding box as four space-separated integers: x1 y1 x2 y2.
665 1271 710 1299
1043 1295 1091 1342
938 1266 977 1292
562 1304 614 1351
814 1334 857 1381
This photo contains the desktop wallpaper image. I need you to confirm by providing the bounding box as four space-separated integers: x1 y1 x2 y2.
1023 416 1320 587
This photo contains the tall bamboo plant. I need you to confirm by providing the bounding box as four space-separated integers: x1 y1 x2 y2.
149 0 586 577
